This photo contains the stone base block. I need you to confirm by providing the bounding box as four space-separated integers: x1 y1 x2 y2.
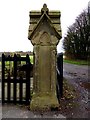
30 93 59 111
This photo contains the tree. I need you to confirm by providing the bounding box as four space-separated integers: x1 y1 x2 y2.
63 6 90 60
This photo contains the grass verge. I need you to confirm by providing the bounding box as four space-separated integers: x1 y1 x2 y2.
63 59 88 65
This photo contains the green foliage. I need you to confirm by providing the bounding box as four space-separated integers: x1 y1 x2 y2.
63 6 90 60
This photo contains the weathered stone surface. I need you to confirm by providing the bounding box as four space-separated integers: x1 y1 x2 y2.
30 18 60 24
28 4 62 110
28 4 62 38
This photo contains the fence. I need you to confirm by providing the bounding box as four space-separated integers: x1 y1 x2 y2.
2 54 32 104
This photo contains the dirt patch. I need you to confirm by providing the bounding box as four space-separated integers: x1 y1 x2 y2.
57 79 79 117
80 82 90 90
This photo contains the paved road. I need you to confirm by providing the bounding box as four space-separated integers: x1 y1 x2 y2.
2 104 66 118
63 63 89 118
64 62 88 82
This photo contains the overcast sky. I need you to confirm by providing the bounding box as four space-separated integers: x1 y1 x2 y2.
0 0 89 52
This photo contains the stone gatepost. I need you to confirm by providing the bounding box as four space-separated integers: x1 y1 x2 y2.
28 4 62 110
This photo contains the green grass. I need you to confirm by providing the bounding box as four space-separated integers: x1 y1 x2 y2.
0 56 33 66
21 55 33 64
63 59 88 65
29 56 33 64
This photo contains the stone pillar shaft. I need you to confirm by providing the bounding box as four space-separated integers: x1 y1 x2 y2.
28 4 62 110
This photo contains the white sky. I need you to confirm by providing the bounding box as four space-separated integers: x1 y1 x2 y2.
0 0 89 52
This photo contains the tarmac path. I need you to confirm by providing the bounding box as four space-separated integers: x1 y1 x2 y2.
63 63 89 118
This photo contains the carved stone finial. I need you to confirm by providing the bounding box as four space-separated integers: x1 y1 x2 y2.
41 4 49 14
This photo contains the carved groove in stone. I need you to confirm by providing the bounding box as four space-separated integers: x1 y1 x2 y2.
40 32 51 45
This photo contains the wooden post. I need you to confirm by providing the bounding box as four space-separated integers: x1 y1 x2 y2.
19 76 23 103
2 54 5 103
13 54 17 104
26 54 30 104
7 74 11 102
